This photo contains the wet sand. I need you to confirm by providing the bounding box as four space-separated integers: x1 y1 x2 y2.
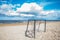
0 21 60 40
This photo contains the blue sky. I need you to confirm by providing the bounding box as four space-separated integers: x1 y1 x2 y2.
0 0 60 20
0 0 60 10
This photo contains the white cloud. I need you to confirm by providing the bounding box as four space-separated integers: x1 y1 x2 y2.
17 3 31 12
0 4 20 16
0 2 60 20
17 3 43 12
6 10 19 16
0 2 60 17
16 2 56 15
40 10 55 15
0 4 12 10
20 14 34 17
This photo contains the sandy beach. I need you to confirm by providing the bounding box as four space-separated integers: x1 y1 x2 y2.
0 21 60 40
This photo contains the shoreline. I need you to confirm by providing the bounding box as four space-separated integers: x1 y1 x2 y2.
0 21 60 27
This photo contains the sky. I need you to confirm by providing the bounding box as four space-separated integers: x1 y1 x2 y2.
0 0 60 20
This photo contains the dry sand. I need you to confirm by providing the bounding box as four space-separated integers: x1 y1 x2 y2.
0 21 60 40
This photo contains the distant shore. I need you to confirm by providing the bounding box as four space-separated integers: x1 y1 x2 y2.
0 21 60 27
